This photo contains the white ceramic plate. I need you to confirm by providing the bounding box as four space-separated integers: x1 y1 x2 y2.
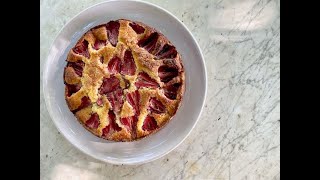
43 0 207 165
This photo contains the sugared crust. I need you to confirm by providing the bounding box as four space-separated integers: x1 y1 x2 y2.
64 19 185 141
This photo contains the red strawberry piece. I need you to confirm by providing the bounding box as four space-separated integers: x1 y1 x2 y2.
96 98 103 106
155 44 177 59
135 72 159 89
73 40 90 58
67 61 85 77
108 56 121 74
123 78 130 89
129 22 145 34
164 83 181 100
138 32 159 53
72 96 91 113
121 50 136 76
100 56 104 64
66 83 81 97
149 97 165 114
121 116 138 138
109 110 122 131
102 125 110 137
85 113 100 129
93 39 106 50
158 65 178 83
107 89 124 113
106 21 120 47
120 116 131 128
120 116 137 130
102 110 121 137
99 76 120 95
142 115 158 131
126 90 140 115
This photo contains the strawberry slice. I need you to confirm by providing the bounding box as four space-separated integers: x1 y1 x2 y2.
135 72 159 89
108 56 121 74
149 97 165 114
93 39 106 50
72 96 91 113
106 89 124 113
126 90 140 115
123 78 130 89
73 40 90 58
121 116 138 138
120 116 132 128
120 116 137 130
99 76 120 95
67 61 84 77
158 65 178 83
138 32 159 53
121 50 136 76
129 22 145 34
102 110 122 137
142 115 158 131
85 113 100 129
100 56 104 64
102 125 110 137
106 21 120 47
164 83 181 100
96 98 103 106
108 110 122 131
66 83 81 97
155 44 177 59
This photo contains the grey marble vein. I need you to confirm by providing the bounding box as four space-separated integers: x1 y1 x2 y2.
40 0 280 179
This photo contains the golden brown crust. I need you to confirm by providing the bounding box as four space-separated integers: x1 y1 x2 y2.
64 67 81 84
64 19 185 141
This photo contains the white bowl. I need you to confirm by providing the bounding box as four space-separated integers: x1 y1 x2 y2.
43 0 207 165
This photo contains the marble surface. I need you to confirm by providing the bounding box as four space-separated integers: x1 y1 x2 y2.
40 0 280 179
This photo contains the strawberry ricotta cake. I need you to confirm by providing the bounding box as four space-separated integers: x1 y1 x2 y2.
63 19 185 141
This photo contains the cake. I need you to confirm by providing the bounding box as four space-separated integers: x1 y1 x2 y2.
63 19 185 141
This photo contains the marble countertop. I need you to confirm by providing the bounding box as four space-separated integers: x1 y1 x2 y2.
40 0 280 179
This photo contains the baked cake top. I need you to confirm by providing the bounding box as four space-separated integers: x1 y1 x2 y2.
64 19 185 141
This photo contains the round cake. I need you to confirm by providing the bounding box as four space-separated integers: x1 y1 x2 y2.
63 19 185 141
